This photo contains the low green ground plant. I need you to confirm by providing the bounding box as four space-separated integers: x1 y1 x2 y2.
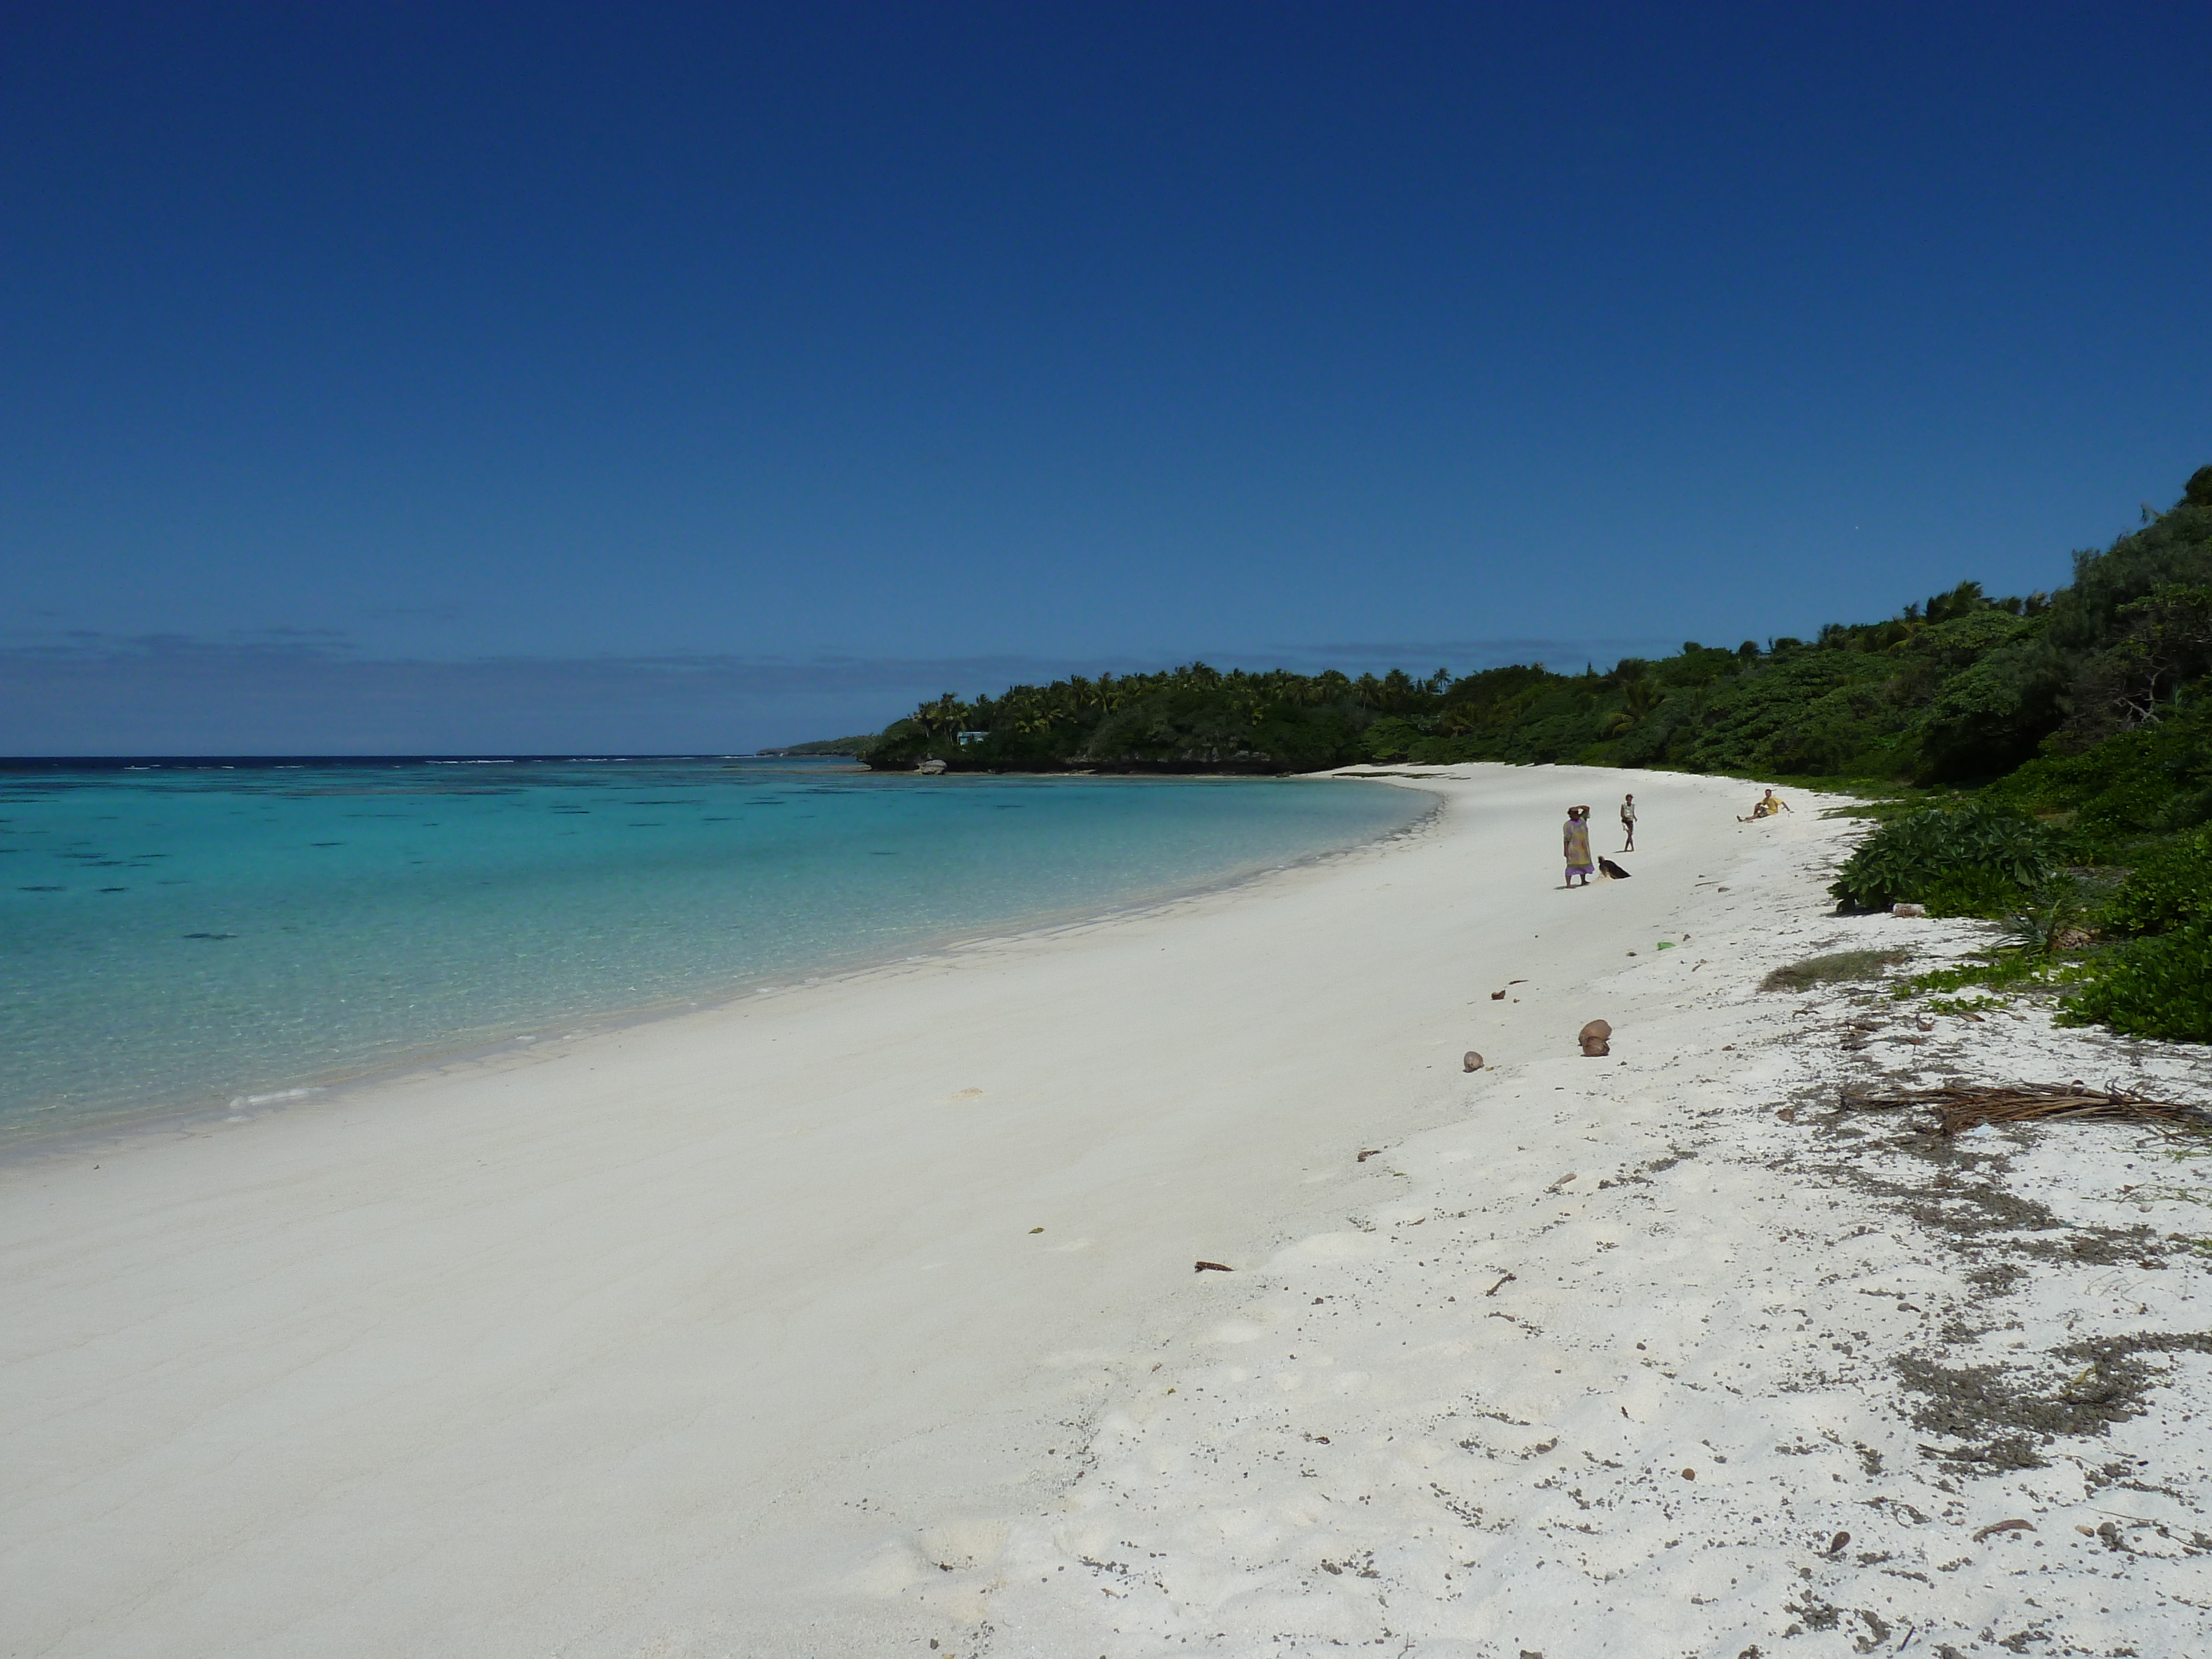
1891 951 2060 999
2058 921 2212 1043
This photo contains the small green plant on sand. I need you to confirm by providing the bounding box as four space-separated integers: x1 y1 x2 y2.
1759 949 1909 993
1891 951 2062 1000
1925 994 2011 1016
2133 1188 2212 1211
2001 877 2090 957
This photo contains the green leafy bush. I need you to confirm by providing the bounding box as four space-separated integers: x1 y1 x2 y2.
1916 867 2032 918
1829 802 2058 913
2059 922 2212 1043
2100 828 2212 936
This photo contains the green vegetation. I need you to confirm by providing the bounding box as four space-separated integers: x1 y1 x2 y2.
1893 950 2072 1001
1828 802 2058 915
2098 828 2212 936
853 466 2212 1041
2058 924 2212 1042
1999 877 2094 958
1924 994 2012 1018
759 735 878 756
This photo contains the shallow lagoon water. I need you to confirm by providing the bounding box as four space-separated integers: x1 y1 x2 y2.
0 758 1424 1141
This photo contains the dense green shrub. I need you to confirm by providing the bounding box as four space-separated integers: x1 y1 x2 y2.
2100 827 2212 935
2059 922 2212 1043
1914 635 2064 780
1666 653 1898 775
2158 785 2212 831
2042 493 2212 659
1829 802 2059 913
1361 717 1424 761
1984 700 2212 854
1916 867 2036 919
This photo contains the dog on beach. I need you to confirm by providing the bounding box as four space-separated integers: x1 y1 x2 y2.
1598 857 1631 879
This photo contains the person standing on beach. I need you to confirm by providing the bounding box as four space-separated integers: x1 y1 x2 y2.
1563 806 1595 887
1619 792 1636 852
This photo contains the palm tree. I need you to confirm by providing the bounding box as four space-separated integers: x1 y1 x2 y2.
1622 677 1666 722
910 693 966 742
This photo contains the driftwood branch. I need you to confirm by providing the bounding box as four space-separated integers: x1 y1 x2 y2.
1837 1083 2212 1137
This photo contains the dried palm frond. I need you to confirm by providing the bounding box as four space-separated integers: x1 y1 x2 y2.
1837 1083 2212 1137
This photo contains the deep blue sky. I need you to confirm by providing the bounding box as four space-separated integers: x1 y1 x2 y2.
4 2 2208 753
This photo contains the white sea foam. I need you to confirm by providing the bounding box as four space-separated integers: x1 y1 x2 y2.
228 1087 321 1108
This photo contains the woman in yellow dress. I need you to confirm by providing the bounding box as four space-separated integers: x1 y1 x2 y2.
1563 806 1595 886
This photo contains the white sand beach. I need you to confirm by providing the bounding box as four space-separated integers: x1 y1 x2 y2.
3 766 2207 1658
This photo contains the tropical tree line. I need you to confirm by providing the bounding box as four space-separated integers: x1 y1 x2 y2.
859 466 2212 786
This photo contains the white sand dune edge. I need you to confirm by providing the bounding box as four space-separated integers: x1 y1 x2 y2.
3 765 2206 1658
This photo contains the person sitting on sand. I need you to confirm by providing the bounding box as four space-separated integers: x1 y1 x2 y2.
1619 792 1636 852
1563 805 1595 887
1739 788 1791 822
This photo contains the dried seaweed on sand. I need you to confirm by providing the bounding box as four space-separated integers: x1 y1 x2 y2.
1759 948 1908 993
1836 1083 2212 1137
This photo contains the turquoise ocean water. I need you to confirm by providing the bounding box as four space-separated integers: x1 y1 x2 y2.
0 758 1425 1143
